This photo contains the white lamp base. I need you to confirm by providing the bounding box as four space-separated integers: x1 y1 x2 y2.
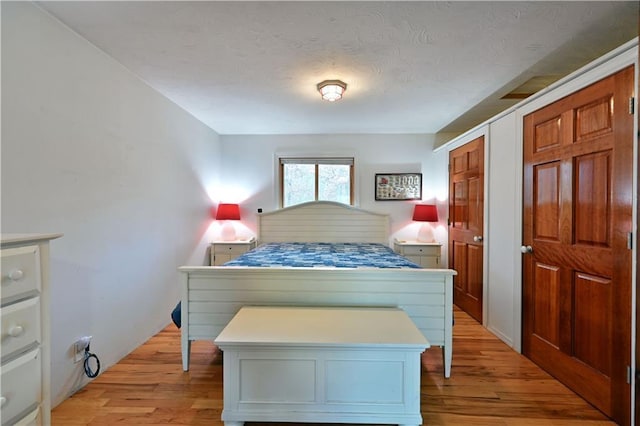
417 223 435 243
220 222 237 241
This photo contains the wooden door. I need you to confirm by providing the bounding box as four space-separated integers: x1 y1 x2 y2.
449 137 484 323
522 66 633 425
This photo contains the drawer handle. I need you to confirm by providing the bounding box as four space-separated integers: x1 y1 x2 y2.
0 396 6 407
8 269 24 281
8 325 24 337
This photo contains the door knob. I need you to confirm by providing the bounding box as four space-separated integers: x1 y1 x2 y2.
520 245 533 254
473 236 483 242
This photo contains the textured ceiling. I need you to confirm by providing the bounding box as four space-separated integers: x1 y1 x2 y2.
37 1 638 136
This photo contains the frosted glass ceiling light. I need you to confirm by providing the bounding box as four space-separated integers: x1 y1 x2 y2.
317 80 347 102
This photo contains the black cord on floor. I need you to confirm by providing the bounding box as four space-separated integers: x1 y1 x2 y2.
83 344 101 378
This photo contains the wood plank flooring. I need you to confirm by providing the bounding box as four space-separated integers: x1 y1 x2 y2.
52 307 615 425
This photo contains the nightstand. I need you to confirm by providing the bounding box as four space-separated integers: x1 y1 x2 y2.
210 238 257 265
393 239 442 268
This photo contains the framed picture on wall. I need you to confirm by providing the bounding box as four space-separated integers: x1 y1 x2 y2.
375 173 422 201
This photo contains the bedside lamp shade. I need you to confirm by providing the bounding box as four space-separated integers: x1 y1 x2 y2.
215 203 240 241
412 204 438 222
215 203 241 221
413 204 438 243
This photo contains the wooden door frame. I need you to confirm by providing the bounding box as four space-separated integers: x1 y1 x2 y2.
635 20 640 426
635 30 639 426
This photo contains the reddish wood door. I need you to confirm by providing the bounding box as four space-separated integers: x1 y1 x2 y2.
522 66 633 425
449 136 484 323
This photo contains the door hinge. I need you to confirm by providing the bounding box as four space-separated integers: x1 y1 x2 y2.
627 232 633 250
629 97 635 115
627 365 631 384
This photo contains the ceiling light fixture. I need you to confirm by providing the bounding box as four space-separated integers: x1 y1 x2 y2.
317 80 347 102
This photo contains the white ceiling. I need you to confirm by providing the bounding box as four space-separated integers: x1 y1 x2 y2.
38 1 638 136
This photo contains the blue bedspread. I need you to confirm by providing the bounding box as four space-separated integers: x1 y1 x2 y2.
223 242 421 269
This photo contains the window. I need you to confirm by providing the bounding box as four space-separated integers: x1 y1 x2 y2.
280 157 354 208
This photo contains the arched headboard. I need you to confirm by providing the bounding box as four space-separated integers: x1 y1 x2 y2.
257 201 389 245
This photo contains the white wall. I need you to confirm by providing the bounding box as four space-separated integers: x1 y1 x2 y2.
1 2 221 406
485 113 518 347
218 134 449 252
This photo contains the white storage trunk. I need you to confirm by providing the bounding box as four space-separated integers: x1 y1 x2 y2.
215 306 430 426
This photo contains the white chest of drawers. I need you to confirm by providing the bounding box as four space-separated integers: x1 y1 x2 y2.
1 233 61 426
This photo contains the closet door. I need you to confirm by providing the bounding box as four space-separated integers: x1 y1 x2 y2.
448 136 484 323
522 65 633 424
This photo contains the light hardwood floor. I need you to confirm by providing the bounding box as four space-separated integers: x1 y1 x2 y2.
52 307 615 425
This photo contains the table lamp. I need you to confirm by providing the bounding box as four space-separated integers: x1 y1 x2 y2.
216 203 241 241
412 204 438 243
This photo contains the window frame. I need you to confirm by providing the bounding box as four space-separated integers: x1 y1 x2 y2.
279 157 354 208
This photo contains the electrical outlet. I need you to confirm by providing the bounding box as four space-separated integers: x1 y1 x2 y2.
74 336 92 363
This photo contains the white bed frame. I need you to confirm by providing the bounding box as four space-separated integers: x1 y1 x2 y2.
179 201 455 377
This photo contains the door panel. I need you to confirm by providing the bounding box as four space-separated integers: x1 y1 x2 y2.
468 177 481 231
449 136 484 323
452 241 467 292
533 162 561 241
452 181 467 228
523 65 633 425
575 96 613 141
531 262 560 348
533 116 561 151
575 151 611 246
573 272 611 375
466 244 483 306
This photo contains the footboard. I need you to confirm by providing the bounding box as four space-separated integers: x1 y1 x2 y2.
178 266 456 377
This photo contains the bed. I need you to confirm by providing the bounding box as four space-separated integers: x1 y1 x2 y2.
178 201 456 377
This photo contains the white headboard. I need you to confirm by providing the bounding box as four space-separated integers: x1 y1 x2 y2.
258 201 389 245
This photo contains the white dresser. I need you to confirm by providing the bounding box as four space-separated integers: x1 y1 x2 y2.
1 234 61 426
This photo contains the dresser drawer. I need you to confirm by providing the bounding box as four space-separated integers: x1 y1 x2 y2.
400 245 439 256
13 405 40 426
1 297 40 362
0 348 41 425
214 244 249 255
407 255 440 268
212 254 233 266
1 246 40 304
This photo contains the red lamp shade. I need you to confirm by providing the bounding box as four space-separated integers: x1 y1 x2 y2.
215 203 241 220
412 204 438 222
